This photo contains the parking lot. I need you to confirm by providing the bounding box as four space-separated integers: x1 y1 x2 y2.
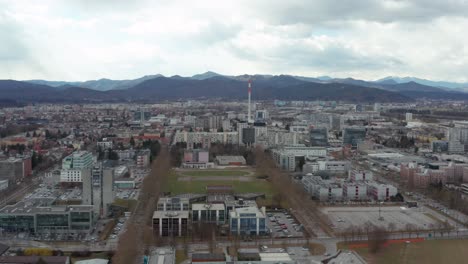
116 189 138 200
322 206 444 232
266 210 304 238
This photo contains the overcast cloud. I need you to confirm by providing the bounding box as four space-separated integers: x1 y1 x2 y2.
1 0 468 82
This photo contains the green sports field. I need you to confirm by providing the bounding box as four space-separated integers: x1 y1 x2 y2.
165 170 276 204
181 170 250 177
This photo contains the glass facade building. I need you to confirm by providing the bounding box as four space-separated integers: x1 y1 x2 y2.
229 207 267 235
0 205 94 234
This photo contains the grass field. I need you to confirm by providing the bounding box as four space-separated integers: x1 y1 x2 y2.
165 170 276 204
339 239 468 264
181 170 250 177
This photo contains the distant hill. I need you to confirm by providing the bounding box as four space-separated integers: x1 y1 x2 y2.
26 74 164 91
126 76 412 102
191 71 222 80
380 81 446 92
8 72 468 103
376 76 468 89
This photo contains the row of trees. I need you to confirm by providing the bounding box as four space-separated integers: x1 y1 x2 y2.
0 124 40 138
254 147 331 237
112 146 171 264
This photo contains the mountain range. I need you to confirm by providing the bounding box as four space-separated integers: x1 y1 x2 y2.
0 72 467 104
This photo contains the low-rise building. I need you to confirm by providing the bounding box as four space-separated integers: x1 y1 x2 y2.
343 182 368 201
152 211 189 237
157 197 190 211
366 182 397 201
349 170 373 181
215 156 246 166
0 202 94 234
191 203 226 224
272 145 327 171
229 206 267 235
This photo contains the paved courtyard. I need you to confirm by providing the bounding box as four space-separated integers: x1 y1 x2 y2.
322 206 444 232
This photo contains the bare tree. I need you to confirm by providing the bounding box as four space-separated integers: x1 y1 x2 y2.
113 146 172 264
367 226 388 254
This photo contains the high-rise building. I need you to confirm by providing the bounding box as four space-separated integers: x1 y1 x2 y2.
60 151 94 183
102 168 115 217
405 112 413 122
449 121 468 145
0 156 32 182
81 168 93 206
237 122 248 144
342 127 366 148
62 151 93 170
255 109 268 121
310 127 329 146
242 128 256 145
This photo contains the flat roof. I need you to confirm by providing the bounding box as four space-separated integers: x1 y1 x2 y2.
152 210 189 219
0 201 93 214
258 253 292 262
192 203 225 210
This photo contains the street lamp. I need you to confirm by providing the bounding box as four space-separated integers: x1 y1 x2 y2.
378 202 384 221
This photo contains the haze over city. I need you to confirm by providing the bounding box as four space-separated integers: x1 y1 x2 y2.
2 1 468 264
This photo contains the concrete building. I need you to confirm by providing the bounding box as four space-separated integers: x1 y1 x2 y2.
215 156 246 166
174 131 239 147
449 121 468 144
255 109 268 121
237 122 248 144
97 141 113 150
136 150 151 167
432 140 449 153
184 150 209 163
191 203 226 224
82 168 93 206
60 169 85 183
310 127 328 146
343 183 368 201
60 151 94 183
222 120 231 131
182 150 213 169
229 206 267 235
301 175 343 201
349 170 374 181
242 127 256 145
272 146 327 171
0 202 94 234
152 211 189 237
62 151 93 170
157 197 190 211
289 124 308 133
101 168 115 217
367 182 397 201
405 112 413 122
266 131 298 147
342 127 366 148
303 160 350 174
448 141 464 153
0 156 32 182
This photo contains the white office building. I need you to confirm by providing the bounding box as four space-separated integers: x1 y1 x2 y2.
367 182 398 201
272 146 327 171
343 183 368 201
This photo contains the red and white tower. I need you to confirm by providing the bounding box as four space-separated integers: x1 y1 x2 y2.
248 79 253 123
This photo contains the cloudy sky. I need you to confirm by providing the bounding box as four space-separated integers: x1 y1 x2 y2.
1 0 468 82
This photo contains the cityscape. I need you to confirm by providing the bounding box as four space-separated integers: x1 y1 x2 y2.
2 1 468 264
